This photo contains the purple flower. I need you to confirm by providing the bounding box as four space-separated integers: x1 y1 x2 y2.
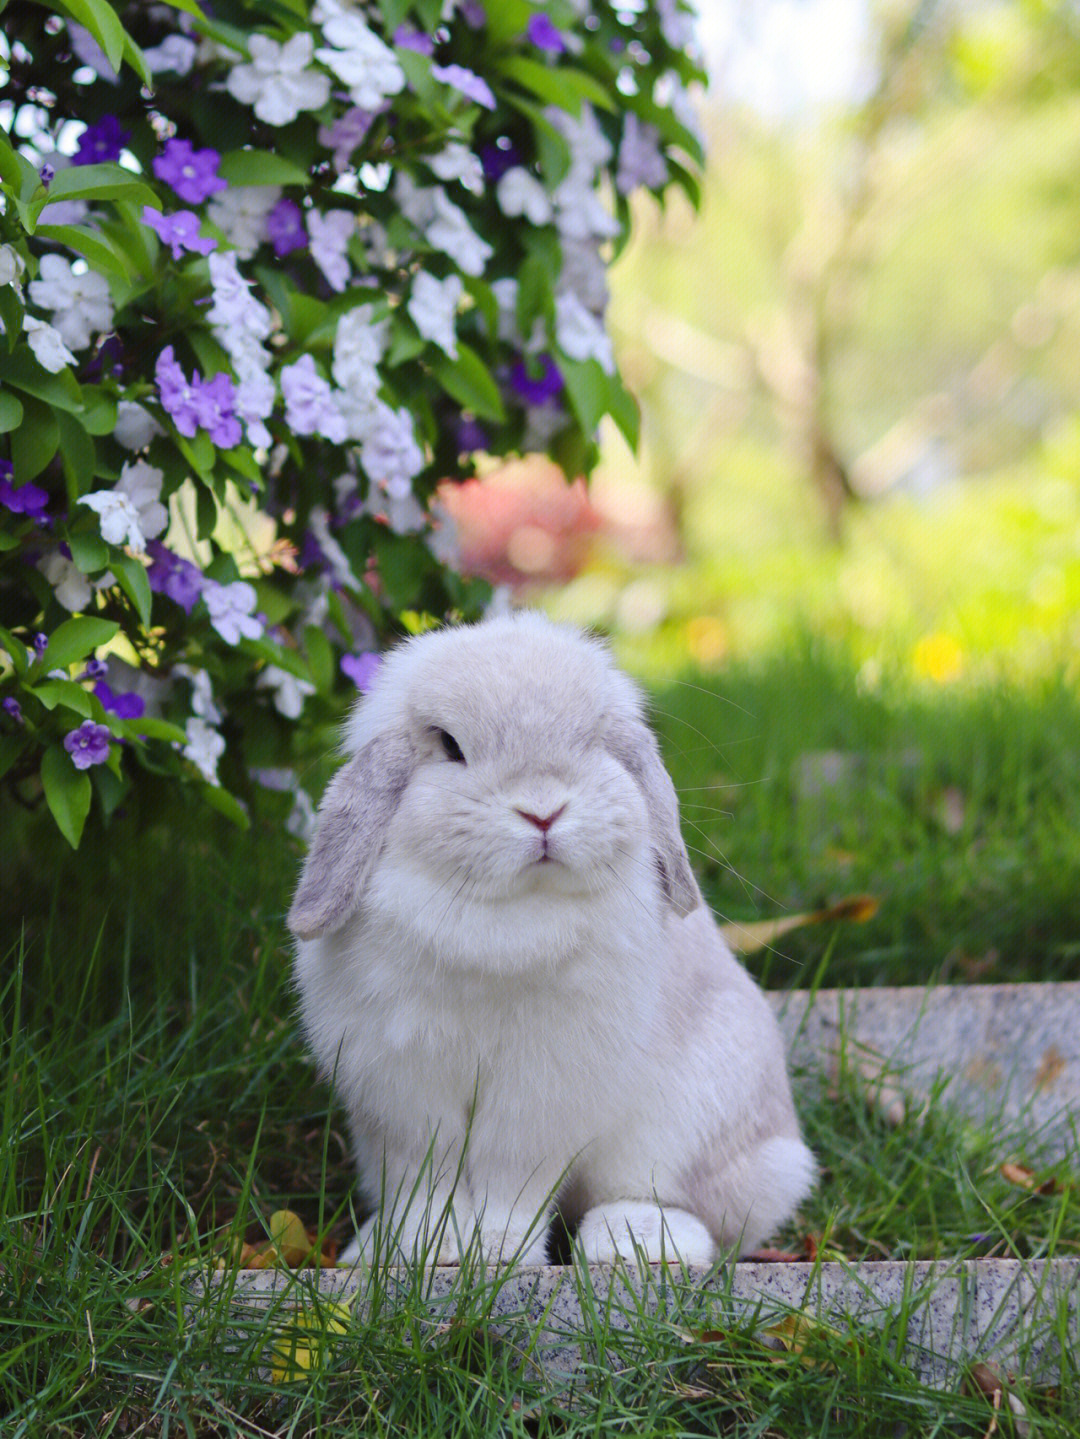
64 720 112 769
81 659 108 680
156 346 203 437
194 372 242 448
460 1 487 25
457 415 489 452
33 633 48 658
39 163 54 187
480 141 521 183
341 651 381 691
266 198 307 257
0 473 49 518
73 115 130 166
2 698 23 725
318 107 380 172
147 541 205 613
525 14 566 52
94 681 146 720
430 64 496 110
142 206 217 259
393 26 435 55
510 353 563 405
152 139 227 206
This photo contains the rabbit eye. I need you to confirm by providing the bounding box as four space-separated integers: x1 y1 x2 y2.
437 729 466 764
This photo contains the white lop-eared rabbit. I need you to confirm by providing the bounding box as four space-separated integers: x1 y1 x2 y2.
289 612 815 1267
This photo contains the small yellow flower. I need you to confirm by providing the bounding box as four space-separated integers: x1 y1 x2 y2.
912 632 964 683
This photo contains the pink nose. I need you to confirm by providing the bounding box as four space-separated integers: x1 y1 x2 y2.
515 803 566 833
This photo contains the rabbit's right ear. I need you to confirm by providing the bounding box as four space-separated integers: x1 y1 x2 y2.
288 730 416 941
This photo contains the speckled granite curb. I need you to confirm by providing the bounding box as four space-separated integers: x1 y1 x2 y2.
212 1256 1080 1387
205 984 1080 1386
769 982 1080 1151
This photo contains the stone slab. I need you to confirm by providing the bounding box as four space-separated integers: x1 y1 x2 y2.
213 1256 1080 1388
769 982 1080 1151
204 984 1080 1386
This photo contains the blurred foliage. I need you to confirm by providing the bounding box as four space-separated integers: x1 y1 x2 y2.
553 0 1080 689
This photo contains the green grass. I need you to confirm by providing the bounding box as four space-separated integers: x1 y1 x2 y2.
3 647 1079 1435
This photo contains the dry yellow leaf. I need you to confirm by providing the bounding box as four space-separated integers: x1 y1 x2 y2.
721 895 879 955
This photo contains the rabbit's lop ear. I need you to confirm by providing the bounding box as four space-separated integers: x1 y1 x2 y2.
288 731 415 940
606 716 700 918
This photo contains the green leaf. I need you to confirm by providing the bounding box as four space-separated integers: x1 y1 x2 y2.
558 357 608 436
0 285 25 354
56 0 127 72
31 679 99 718
0 627 29 675
38 616 120 672
304 625 334 695
65 531 110 574
0 349 84 412
36 223 136 282
429 345 506 423
55 410 97 494
31 164 158 225
499 57 616 116
218 149 311 188
79 391 118 436
0 390 24 434
116 715 186 744
111 553 153 627
41 744 93 849
606 372 641 452
198 783 250 830
11 395 60 481
177 429 216 480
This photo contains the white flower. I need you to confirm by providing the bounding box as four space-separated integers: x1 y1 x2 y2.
176 664 222 724
307 505 359 589
203 579 264 645
143 34 198 75
429 142 484 194
554 290 615 374
364 485 426 535
616 113 668 194
307 209 354 292
79 460 167 553
656 0 697 51
114 401 163 450
394 172 438 230
427 496 462 568
332 303 387 396
425 190 493 276
545 102 612 178
280 355 347 442
23 315 76 373
206 251 274 376
207 186 281 260
258 664 315 719
360 402 425 499
0 244 24 288
552 170 620 241
182 716 226 784
235 370 275 448
28 254 113 351
226 31 331 126
495 167 553 226
38 551 92 612
315 14 405 110
67 23 119 82
558 237 609 313
407 271 462 358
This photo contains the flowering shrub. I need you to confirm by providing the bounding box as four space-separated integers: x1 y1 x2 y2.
0 0 703 848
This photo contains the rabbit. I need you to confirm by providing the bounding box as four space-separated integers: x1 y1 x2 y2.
288 611 815 1268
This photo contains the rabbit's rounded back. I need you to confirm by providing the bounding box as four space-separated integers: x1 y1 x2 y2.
287 613 699 966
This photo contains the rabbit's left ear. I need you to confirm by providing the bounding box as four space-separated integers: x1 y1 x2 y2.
288 729 416 941
606 716 700 918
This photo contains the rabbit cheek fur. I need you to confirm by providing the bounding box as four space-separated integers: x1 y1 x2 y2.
289 613 816 1266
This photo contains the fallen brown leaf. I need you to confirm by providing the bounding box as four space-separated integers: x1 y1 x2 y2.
720 895 879 955
1000 1163 1059 1196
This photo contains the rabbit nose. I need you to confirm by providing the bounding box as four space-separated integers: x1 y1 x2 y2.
515 803 567 833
